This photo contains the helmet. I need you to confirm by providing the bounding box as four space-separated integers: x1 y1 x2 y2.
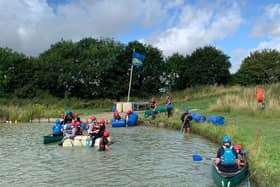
126 110 132 115
55 119 60 124
75 121 81 126
103 131 110 137
99 119 105 124
222 136 231 143
66 110 72 115
90 116 96 121
166 95 170 99
234 144 242 150
184 107 189 113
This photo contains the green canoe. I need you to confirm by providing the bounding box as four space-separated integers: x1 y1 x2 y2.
43 135 64 144
144 106 168 118
212 161 249 187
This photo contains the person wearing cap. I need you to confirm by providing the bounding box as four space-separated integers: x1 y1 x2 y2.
234 144 245 167
215 136 239 172
87 116 97 136
74 121 83 135
180 108 192 133
91 119 106 147
63 110 74 124
99 130 111 151
52 119 63 136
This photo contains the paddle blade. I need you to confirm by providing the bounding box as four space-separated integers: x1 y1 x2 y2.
192 154 203 161
86 137 91 149
177 130 183 137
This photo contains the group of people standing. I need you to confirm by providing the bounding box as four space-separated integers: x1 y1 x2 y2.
149 95 173 119
52 110 111 151
149 96 192 134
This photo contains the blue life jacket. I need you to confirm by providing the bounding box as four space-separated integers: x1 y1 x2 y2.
52 125 62 135
221 146 235 165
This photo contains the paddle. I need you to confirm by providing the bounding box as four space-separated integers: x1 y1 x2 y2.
177 122 184 136
86 136 91 149
192 154 216 162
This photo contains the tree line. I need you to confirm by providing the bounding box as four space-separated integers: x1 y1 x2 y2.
0 37 280 99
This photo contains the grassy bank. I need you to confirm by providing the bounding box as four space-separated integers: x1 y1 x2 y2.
0 96 114 122
145 84 280 186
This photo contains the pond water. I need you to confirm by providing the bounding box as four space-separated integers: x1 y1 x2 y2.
0 123 222 187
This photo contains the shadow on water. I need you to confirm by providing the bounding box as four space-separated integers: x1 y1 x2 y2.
0 123 252 186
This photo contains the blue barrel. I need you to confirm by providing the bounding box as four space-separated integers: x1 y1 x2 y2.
112 119 126 127
207 116 224 125
127 112 138 126
190 113 206 123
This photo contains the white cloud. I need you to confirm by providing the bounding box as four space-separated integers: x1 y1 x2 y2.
144 1 243 56
252 3 280 38
0 0 243 57
0 0 169 56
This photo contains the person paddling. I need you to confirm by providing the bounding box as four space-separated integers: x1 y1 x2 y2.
215 136 239 172
52 119 63 136
180 108 192 133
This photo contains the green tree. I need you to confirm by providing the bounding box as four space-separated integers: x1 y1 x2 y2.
187 46 231 86
164 53 189 90
234 49 280 85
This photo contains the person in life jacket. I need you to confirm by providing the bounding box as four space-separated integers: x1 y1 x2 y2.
215 136 239 172
113 110 121 120
63 122 76 139
87 116 97 136
150 97 157 119
99 130 111 151
74 121 83 135
234 144 245 167
52 119 63 136
63 110 74 124
165 95 173 118
91 119 106 147
180 108 192 133
256 86 265 109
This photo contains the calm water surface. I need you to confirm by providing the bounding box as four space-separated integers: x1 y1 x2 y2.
0 123 220 187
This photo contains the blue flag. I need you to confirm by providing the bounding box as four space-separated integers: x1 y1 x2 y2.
132 51 144 68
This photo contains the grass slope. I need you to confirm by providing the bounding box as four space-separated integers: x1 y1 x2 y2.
148 84 280 186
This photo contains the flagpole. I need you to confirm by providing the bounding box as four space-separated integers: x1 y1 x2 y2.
127 49 135 102
127 64 134 102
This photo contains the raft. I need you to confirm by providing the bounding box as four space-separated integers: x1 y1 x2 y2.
212 161 249 187
43 135 63 144
62 135 111 147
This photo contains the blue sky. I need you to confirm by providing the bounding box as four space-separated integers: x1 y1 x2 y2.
1 0 280 73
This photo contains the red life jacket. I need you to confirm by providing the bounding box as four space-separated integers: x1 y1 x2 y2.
256 87 264 103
